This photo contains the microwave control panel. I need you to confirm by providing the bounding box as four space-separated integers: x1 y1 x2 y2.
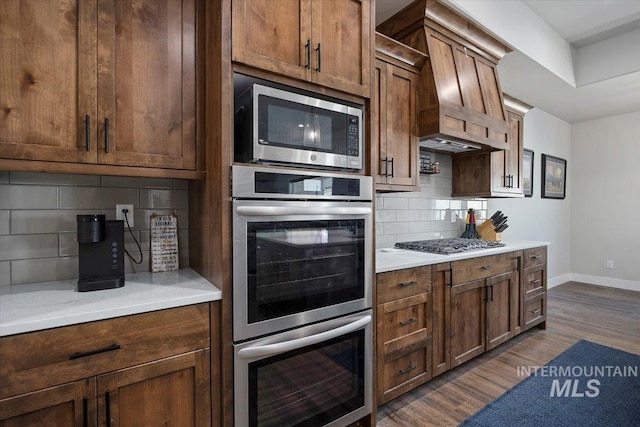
347 115 360 157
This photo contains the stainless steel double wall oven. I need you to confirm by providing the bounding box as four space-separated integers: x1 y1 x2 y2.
232 165 373 427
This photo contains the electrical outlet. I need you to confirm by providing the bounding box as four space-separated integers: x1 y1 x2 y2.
116 204 134 227
606 260 614 269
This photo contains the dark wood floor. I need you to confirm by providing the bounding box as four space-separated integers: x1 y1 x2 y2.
376 281 640 426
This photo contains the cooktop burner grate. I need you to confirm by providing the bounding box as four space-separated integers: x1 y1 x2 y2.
395 238 505 254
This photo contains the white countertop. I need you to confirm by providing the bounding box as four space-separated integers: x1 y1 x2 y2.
0 268 222 337
376 240 550 273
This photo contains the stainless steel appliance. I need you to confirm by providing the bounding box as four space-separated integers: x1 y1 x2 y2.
234 310 372 427
76 214 125 292
395 238 505 254
234 81 363 170
232 165 373 427
232 165 373 341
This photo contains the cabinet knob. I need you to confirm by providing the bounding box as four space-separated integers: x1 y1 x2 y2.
531 308 541 315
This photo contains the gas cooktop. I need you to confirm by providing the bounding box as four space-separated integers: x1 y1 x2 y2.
395 238 505 255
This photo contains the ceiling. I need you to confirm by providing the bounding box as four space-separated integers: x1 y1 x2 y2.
375 0 640 123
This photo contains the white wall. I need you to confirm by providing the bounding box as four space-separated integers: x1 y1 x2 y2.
488 109 572 286
570 112 640 289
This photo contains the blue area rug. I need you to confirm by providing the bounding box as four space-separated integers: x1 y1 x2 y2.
461 340 640 427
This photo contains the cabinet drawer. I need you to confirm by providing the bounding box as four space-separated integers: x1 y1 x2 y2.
378 294 431 356
0 304 210 399
523 266 546 298
523 294 546 330
377 266 432 304
452 252 518 285
380 342 431 403
524 246 546 269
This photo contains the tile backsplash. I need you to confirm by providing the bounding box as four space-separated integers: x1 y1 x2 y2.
375 154 487 248
0 172 189 286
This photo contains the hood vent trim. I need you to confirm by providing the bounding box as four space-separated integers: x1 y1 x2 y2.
377 0 513 153
419 137 482 154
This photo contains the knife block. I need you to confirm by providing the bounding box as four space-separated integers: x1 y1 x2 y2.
478 221 502 241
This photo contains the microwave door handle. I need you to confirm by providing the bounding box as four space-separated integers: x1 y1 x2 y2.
237 315 371 360
236 206 372 216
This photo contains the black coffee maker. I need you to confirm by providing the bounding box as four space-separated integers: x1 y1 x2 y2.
77 215 125 292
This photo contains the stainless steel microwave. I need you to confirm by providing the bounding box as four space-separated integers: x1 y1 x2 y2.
234 83 363 170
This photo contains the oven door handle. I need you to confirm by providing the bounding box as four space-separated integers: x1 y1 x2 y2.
236 206 372 216
237 315 372 359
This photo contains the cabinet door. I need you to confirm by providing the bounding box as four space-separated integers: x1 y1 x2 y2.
97 350 210 427
232 0 312 82
310 0 370 97
489 150 510 195
0 0 97 163
97 0 197 170
431 263 451 377
449 279 486 367
373 58 419 190
373 59 388 185
506 110 524 193
384 64 418 187
0 379 95 427
486 270 517 350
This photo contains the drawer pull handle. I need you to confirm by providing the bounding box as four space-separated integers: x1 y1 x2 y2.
85 115 91 152
69 343 122 360
82 396 88 427
531 255 542 259
480 265 491 270
531 309 541 315
399 281 418 287
105 390 112 427
399 318 417 327
104 117 110 153
532 279 542 284
399 364 417 375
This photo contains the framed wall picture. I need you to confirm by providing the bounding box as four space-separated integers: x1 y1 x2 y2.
523 149 534 197
541 154 567 199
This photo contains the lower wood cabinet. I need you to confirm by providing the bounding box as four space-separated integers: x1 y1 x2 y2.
376 246 547 404
449 269 520 367
0 304 212 426
376 266 432 404
0 380 95 427
522 246 548 331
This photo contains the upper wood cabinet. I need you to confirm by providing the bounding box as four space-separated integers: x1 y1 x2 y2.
0 0 199 175
97 0 197 170
232 0 371 97
0 0 97 164
452 94 531 197
373 34 426 192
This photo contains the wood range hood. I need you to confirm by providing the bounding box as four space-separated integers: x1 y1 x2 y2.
377 0 514 154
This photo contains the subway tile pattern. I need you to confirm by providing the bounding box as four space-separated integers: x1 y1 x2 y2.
375 154 488 249
0 172 190 286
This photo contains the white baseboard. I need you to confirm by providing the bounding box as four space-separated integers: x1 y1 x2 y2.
569 273 639 292
548 273 572 289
